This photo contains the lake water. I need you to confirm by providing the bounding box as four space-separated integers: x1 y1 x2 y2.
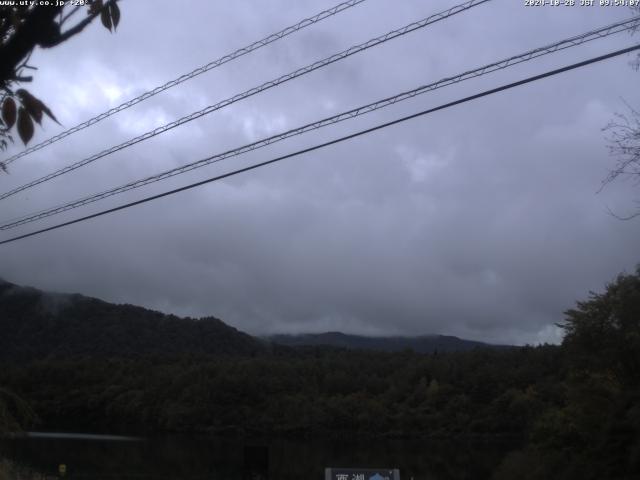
0 433 517 479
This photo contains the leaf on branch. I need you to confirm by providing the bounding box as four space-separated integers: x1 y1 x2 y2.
2 98 17 129
17 89 42 124
16 89 60 125
40 102 60 125
100 7 112 32
17 107 34 145
110 2 120 30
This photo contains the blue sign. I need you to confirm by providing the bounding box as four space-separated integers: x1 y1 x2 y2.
325 468 400 480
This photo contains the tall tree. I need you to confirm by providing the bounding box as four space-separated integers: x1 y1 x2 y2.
560 265 640 386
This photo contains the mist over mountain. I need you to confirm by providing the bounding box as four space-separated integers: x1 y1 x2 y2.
0 280 265 361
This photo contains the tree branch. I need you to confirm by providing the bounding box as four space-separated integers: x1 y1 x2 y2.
54 0 118 46
59 5 82 28
0 6 62 85
606 205 640 221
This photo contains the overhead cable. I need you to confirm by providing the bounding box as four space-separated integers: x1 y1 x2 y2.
2 16 638 230
0 0 492 201
1 43 638 246
1 0 368 167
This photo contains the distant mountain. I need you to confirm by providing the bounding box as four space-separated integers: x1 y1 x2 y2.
0 281 265 361
267 331 504 353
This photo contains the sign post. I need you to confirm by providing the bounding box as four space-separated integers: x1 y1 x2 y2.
325 468 400 480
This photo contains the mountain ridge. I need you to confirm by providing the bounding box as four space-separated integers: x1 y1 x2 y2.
0 279 506 361
267 331 508 353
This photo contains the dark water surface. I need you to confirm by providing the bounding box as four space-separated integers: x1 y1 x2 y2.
0 432 517 480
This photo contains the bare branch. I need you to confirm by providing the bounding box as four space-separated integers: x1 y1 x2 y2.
601 101 640 193
606 204 640 221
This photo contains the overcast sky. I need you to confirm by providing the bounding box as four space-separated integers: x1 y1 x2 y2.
0 0 639 345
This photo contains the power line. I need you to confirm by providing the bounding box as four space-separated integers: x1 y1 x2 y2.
0 0 491 202
1 0 368 167
1 43 638 247
2 16 638 230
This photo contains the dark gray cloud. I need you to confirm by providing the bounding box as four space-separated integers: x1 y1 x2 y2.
1 0 639 345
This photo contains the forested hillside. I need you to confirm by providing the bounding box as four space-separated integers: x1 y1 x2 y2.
0 280 265 360
268 332 500 352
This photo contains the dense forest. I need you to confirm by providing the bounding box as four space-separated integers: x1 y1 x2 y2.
0 267 639 479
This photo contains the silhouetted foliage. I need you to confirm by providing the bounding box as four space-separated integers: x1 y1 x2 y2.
0 0 121 170
504 266 640 479
561 266 640 386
